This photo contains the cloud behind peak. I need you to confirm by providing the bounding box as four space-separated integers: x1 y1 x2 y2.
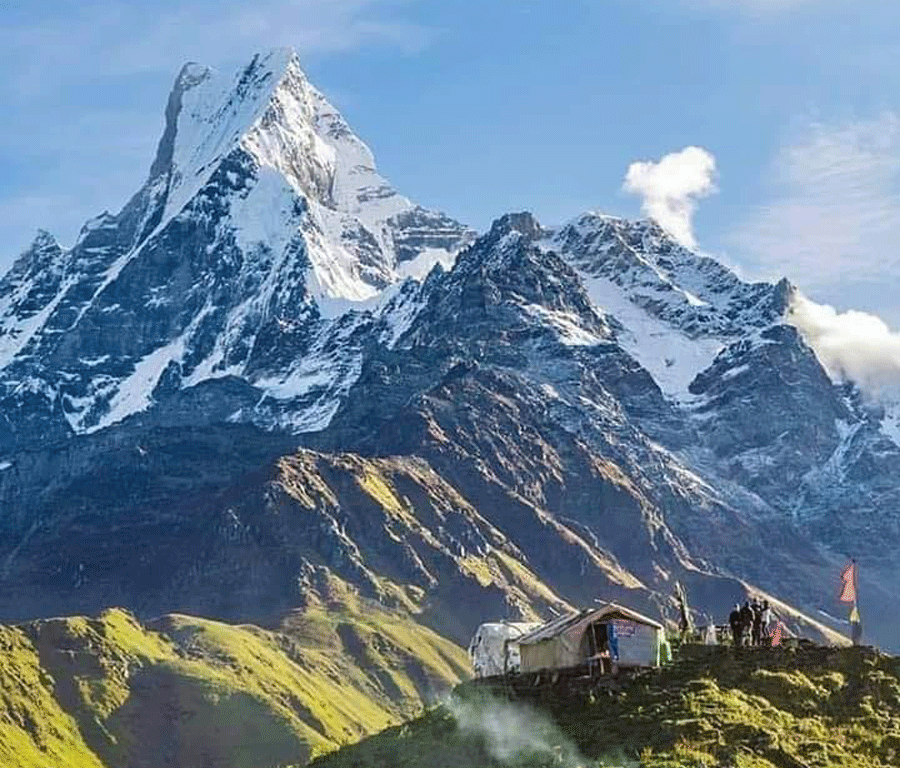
622 146 718 249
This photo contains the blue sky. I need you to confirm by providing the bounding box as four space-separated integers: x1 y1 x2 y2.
2 0 899 323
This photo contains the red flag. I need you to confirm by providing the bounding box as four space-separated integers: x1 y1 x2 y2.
840 563 856 603
771 622 784 647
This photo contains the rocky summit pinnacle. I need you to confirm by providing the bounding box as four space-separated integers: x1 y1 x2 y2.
0 50 474 441
483 211 546 244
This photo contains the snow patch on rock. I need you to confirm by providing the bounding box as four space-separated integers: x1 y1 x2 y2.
579 273 722 400
520 303 606 347
88 337 186 432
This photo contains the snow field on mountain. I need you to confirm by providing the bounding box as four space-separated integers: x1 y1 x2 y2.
395 248 457 281
578 272 723 400
882 401 900 446
89 337 187 433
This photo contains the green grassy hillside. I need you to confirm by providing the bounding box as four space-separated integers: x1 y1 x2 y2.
312 643 900 768
0 605 469 768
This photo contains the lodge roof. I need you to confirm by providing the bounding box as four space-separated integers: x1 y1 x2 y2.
518 602 663 645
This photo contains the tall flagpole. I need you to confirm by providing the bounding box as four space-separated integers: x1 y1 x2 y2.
851 559 862 646
840 559 862 646
849 559 861 646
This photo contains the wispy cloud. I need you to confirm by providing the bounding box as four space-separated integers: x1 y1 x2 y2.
729 113 900 299
0 1 429 88
622 146 718 249
789 293 900 400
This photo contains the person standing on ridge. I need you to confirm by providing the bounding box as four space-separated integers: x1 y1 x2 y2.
739 601 754 647
760 600 773 646
751 599 763 647
729 604 743 647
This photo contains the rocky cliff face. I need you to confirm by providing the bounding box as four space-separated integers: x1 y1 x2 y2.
1 50 897 651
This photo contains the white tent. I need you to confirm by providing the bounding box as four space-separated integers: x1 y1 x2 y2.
469 622 542 678
518 604 664 673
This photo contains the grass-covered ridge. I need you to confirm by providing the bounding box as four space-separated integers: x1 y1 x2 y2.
0 606 469 768
311 643 900 768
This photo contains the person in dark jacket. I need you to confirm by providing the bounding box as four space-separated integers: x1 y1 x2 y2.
751 599 763 646
739 602 754 646
729 604 743 647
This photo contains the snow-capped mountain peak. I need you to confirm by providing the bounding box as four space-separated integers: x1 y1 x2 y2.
5 52 900 657
540 211 794 401
146 48 405 236
0 51 472 438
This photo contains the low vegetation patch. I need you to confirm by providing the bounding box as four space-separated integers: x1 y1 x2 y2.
0 606 468 768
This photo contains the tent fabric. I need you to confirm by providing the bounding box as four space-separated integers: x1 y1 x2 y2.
469 622 542 678
520 633 580 672
518 603 664 673
660 637 673 664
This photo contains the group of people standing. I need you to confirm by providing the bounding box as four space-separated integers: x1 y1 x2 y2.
729 599 774 647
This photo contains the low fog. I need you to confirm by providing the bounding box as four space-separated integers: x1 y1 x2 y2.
788 293 900 401
449 695 589 767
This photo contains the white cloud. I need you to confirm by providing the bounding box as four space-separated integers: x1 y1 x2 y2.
789 293 900 399
622 146 718 248
730 113 900 294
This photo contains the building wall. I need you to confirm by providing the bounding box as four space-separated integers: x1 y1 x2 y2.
519 620 661 672
520 635 580 672
613 620 660 667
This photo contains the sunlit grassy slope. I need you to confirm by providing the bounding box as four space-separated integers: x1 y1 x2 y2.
0 605 469 768
312 644 900 768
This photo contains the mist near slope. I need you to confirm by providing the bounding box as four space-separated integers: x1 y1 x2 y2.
448 694 633 768
788 293 900 401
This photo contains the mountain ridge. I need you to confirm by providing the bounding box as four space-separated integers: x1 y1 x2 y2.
1 49 899 658
0 48 473 444
0 605 469 768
